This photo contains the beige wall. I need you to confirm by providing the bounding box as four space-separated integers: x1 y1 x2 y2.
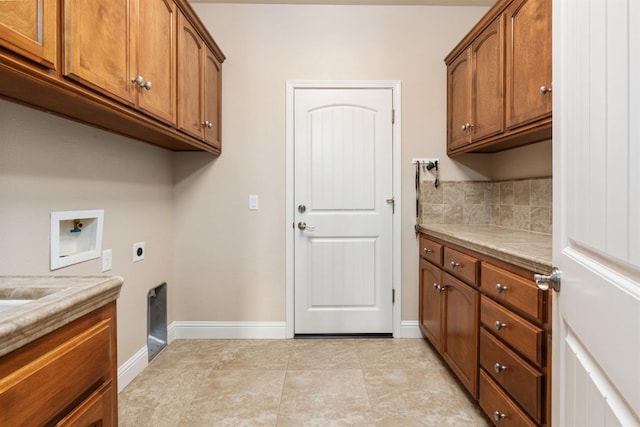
174 3 491 323
0 3 553 371
0 100 174 365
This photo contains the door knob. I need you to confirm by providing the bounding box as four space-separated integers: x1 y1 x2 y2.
297 222 315 231
534 267 561 292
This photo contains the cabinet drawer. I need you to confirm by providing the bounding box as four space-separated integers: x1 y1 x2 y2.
481 296 544 366
479 370 537 427
444 247 479 284
481 263 544 322
56 380 113 426
480 328 543 423
420 236 443 265
0 320 112 426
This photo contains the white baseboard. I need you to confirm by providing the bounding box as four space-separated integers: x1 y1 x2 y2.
400 320 422 338
169 321 288 339
117 346 148 393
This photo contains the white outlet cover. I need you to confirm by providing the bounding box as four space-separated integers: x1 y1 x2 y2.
102 249 112 272
133 242 145 262
249 195 259 210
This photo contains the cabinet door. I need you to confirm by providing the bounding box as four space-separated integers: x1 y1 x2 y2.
177 12 204 140
0 0 57 68
447 50 471 152
505 0 552 129
63 0 135 105
419 258 443 352
136 0 176 125
442 273 479 398
203 47 221 150
471 15 504 142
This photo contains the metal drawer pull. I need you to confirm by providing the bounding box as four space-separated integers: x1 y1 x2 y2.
450 261 460 268
494 362 507 373
494 320 507 330
437 285 446 293
496 283 508 293
433 283 439 290
423 248 432 254
540 85 552 95
493 411 507 421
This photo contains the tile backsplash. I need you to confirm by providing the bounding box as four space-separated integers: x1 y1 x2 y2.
420 177 552 234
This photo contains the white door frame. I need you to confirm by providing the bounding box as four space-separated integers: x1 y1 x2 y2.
285 80 402 338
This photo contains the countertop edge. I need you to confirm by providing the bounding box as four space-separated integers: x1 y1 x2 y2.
0 276 124 357
419 225 553 274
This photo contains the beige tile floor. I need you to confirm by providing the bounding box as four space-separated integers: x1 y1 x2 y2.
118 338 491 427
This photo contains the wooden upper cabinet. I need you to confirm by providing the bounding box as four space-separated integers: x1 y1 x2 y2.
64 0 177 122
445 0 551 155
0 0 57 68
178 11 223 152
471 15 504 141
505 0 552 129
135 0 176 125
203 47 221 149
446 15 503 154
63 0 135 105
177 13 203 141
447 50 472 152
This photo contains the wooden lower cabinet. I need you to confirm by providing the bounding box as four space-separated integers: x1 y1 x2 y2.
0 302 118 426
441 273 479 398
419 258 443 352
419 233 551 426
419 240 480 399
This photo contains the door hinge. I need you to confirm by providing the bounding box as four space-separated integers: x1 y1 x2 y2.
392 288 395 303
392 109 395 124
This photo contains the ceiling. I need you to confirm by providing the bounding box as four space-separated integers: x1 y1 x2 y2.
191 0 495 6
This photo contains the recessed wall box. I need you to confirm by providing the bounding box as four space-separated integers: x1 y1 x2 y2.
50 210 104 270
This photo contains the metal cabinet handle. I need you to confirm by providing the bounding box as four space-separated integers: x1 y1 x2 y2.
493 411 507 421
494 362 507 373
423 248 432 254
494 320 507 331
496 283 508 293
540 85 552 95
131 76 152 90
437 285 446 293
202 120 213 129
450 261 460 268
461 124 467 131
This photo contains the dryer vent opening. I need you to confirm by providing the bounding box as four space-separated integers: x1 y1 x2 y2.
147 282 167 362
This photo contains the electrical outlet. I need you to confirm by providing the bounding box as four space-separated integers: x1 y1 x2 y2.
102 249 112 272
133 241 145 262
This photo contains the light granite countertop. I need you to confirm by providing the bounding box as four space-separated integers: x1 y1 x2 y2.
419 224 552 274
0 276 123 357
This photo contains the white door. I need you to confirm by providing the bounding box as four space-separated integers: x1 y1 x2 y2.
294 88 394 334
553 0 640 425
